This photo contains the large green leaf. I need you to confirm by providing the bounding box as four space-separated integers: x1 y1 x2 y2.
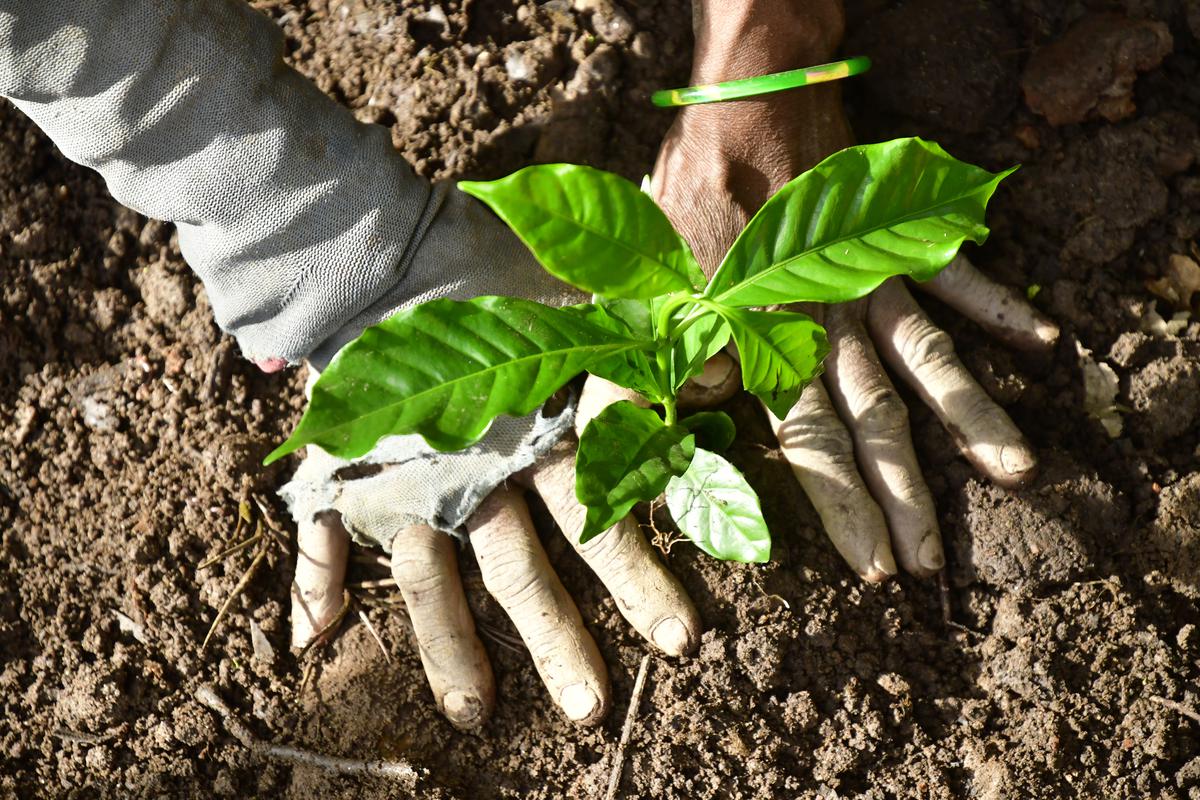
460 164 703 299
265 297 645 463
706 138 1015 307
666 448 770 563
710 305 829 419
575 401 695 542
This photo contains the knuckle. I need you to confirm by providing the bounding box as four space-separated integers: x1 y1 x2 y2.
854 388 909 440
577 519 643 573
391 536 450 590
902 323 956 371
395 565 451 599
778 412 855 458
479 550 545 609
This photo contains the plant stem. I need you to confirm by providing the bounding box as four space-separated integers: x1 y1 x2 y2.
652 294 696 404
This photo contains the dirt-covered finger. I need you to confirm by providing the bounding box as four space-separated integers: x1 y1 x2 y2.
390 524 495 729
677 351 740 408
868 279 1038 489
823 306 943 576
575 376 647 438
528 441 702 657
290 511 350 649
914 254 1060 351
769 378 897 582
467 486 610 725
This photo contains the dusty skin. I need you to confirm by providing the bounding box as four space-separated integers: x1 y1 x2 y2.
1 0 1199 798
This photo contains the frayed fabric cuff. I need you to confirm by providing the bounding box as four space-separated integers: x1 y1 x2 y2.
277 399 575 550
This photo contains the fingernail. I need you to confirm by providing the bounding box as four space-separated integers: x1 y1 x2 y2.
693 354 733 388
559 683 601 722
999 444 1036 478
1034 318 1060 347
864 543 897 583
918 534 945 573
650 616 692 656
254 357 288 374
442 690 484 728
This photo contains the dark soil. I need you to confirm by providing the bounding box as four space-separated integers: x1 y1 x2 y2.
2 1 1199 798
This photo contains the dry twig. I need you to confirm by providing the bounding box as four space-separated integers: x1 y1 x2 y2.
196 684 421 784
198 532 263 570
202 543 270 652
347 577 397 590
604 654 652 800
356 603 391 664
297 590 354 661
1150 695 1200 725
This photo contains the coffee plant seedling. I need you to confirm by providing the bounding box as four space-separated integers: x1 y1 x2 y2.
266 138 1013 563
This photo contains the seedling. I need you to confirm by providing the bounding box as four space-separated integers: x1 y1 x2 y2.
266 138 1012 563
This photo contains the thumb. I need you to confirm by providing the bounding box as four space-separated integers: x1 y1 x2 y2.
575 376 648 438
575 350 742 439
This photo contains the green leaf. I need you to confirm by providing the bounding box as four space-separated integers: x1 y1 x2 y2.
563 303 663 401
680 411 736 452
265 297 645 463
576 401 695 542
707 138 1015 307
460 164 703 299
710 304 829 419
669 310 731 390
602 299 731 391
666 448 770 563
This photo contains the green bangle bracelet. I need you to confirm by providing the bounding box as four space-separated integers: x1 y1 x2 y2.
651 56 871 108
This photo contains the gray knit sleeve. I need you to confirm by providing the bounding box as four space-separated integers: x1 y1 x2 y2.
0 0 477 365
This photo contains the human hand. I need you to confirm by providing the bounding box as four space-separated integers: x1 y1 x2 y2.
283 186 707 729
650 0 1059 580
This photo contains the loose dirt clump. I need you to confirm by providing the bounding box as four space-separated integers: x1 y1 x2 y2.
1 1 1198 798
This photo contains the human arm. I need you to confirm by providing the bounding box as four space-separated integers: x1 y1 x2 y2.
652 0 1059 579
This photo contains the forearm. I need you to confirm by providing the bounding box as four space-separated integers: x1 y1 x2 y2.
0 0 434 365
691 0 845 82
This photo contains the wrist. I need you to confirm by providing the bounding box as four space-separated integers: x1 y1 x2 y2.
691 0 845 84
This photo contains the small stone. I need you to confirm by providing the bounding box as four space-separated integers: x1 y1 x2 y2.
81 397 115 433
1022 14 1173 126
249 618 275 663
1177 623 1196 651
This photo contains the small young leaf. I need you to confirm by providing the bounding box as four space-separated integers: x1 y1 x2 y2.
666 448 770 563
710 305 830 419
576 401 695 542
669 310 731 390
460 164 703 299
707 138 1015 307
266 298 645 464
680 411 736 452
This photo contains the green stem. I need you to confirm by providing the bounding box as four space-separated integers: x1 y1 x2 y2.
651 294 697 404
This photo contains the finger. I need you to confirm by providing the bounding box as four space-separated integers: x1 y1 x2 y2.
467 486 610 724
290 511 350 649
390 525 495 729
677 351 741 408
914 254 1060 351
769 378 898 582
527 441 702 657
868 279 1038 489
823 304 944 576
575 376 647 438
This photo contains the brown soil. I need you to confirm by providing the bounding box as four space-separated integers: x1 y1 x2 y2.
2 1 1199 798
